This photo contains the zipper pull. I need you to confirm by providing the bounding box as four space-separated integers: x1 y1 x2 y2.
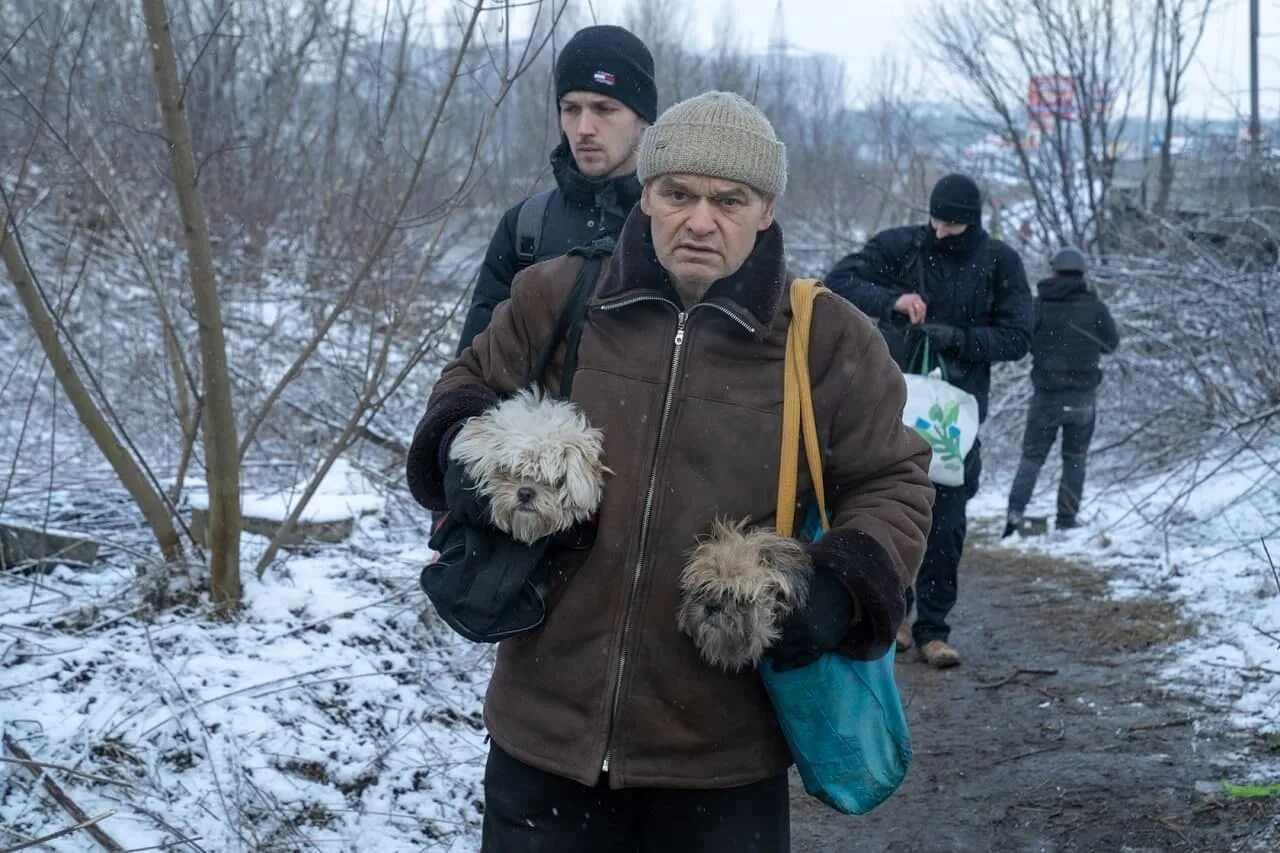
674 312 688 346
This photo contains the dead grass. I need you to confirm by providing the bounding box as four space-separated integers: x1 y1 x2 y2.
971 543 1197 652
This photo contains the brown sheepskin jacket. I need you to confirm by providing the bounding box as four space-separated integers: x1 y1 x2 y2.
406 209 934 790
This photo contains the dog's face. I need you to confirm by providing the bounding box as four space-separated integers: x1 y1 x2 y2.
677 519 813 672
448 389 607 543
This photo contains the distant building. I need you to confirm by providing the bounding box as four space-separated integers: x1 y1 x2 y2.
1110 129 1278 216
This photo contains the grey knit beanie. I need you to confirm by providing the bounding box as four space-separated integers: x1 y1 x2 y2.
1050 245 1087 274
636 91 786 198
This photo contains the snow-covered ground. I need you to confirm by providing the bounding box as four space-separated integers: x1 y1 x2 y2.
1 472 493 851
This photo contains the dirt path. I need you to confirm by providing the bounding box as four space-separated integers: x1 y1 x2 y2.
791 533 1280 852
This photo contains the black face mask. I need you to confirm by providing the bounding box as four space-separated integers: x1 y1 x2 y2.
926 224 985 258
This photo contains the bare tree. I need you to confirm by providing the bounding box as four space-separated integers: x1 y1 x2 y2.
1153 0 1215 214
1 220 184 564
625 0 701 105
860 59 937 235
922 0 1139 251
1 0 567 613
141 0 242 611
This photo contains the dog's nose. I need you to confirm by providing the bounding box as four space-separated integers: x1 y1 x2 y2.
517 487 536 504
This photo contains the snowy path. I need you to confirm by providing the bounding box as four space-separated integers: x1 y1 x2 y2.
792 537 1280 852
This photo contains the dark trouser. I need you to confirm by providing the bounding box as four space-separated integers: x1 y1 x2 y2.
481 742 790 853
905 441 980 645
905 481 968 645
1007 389 1098 524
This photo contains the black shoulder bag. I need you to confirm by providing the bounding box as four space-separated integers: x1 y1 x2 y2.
421 240 611 642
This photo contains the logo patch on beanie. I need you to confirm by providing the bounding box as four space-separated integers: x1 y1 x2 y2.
593 70 616 86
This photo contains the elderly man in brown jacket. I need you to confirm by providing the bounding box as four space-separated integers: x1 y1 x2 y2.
406 91 933 852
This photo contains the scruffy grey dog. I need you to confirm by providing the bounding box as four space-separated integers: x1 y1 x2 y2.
677 519 814 672
448 388 608 544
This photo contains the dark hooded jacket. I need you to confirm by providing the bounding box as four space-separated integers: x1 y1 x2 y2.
825 224 1034 421
455 139 642 354
1030 272 1120 392
407 209 934 790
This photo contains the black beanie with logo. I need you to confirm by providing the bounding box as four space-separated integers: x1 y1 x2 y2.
929 173 983 226
555 26 657 123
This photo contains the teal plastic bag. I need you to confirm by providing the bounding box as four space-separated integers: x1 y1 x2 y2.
759 507 912 815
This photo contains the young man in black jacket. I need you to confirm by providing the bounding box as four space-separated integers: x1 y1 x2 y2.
454 25 656 354
1005 246 1120 535
826 173 1034 668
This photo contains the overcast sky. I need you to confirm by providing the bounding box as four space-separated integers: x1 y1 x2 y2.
578 0 1280 123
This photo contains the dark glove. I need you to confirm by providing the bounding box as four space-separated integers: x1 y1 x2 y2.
768 569 854 672
549 516 598 550
922 323 966 356
442 458 491 529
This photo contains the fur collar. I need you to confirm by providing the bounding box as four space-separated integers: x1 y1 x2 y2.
596 206 789 335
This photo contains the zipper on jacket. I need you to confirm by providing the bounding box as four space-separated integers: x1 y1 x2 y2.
700 301 757 336
601 306 687 775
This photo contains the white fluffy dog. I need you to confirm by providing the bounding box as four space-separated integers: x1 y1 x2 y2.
447 388 608 544
677 519 814 672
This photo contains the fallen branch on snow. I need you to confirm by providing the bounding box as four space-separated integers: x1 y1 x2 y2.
2 734 124 851
0 810 116 853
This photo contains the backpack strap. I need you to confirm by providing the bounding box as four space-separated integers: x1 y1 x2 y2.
526 238 615 398
515 189 555 268
892 228 928 297
554 255 602 399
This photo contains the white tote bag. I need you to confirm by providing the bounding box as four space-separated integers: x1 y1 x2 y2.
902 367 980 487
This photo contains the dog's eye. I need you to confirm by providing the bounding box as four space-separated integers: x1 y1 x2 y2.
554 474 567 489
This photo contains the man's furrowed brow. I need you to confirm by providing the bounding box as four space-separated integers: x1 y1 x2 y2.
661 176 696 195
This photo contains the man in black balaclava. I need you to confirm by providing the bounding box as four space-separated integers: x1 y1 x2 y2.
826 173 1033 668
454 25 657 354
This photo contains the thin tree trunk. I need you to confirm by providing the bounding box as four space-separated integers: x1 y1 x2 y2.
236 0 485 459
1 226 183 562
141 0 241 611
1156 108 1176 214
165 326 197 504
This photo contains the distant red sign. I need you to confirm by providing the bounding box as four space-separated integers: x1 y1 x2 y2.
1027 74 1076 121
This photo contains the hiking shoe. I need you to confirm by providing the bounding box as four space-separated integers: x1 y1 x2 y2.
919 640 961 669
896 621 913 652
1056 516 1079 531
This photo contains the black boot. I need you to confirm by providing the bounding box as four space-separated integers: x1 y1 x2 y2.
1002 510 1023 539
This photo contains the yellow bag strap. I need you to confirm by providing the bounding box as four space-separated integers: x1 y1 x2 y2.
776 278 831 539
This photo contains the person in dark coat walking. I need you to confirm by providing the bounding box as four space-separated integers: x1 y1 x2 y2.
454 25 657 354
826 173 1034 668
1004 246 1120 535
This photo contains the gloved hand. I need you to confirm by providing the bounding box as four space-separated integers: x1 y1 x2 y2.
442 458 491 529
921 323 966 356
549 516 598 550
768 568 854 672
